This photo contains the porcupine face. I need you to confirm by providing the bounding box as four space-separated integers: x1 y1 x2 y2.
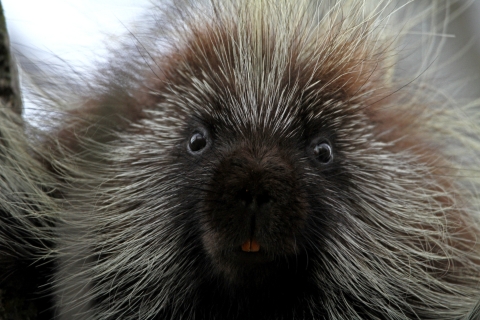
143 1 379 292
164 43 358 287
182 114 333 284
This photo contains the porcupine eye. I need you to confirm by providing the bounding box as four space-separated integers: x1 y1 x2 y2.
313 141 333 164
188 132 207 153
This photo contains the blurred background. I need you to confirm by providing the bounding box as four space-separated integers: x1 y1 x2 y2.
2 0 480 118
3 0 151 70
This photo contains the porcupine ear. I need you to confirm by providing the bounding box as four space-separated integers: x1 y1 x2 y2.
0 2 56 318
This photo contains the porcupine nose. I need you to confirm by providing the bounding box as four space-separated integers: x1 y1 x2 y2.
235 183 272 253
230 154 276 216
237 187 271 212
226 147 289 253
205 143 303 257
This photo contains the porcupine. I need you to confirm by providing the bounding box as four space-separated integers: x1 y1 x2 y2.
3 0 480 319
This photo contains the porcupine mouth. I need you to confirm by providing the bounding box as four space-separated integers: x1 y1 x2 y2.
232 214 277 264
233 213 274 264
233 238 274 264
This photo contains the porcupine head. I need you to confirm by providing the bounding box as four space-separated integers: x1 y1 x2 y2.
48 0 480 319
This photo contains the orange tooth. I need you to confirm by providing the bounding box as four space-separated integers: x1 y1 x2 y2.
250 239 260 252
241 239 260 252
241 241 251 252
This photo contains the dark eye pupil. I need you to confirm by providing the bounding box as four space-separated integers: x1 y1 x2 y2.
189 132 207 152
313 142 332 163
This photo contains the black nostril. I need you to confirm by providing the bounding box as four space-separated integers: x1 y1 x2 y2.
237 188 271 210
238 188 254 207
256 192 271 208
